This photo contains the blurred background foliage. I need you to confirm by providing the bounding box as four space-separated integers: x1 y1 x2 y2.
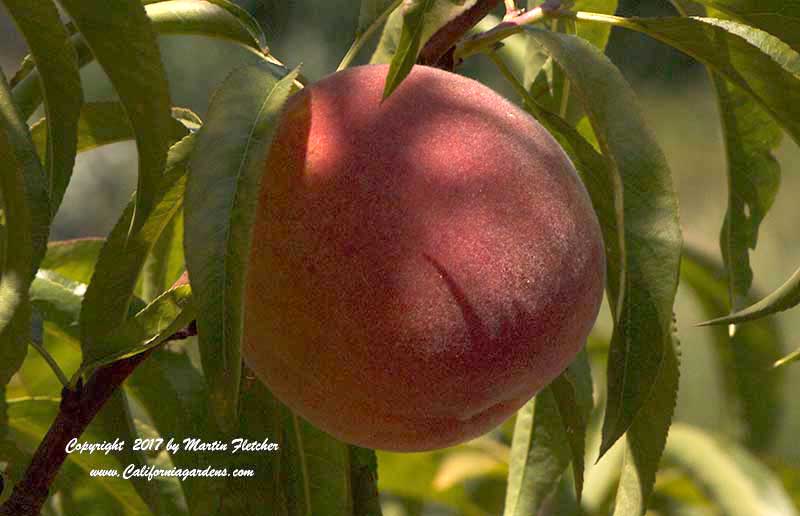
1 0 799 514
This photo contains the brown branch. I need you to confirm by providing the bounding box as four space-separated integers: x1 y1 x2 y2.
417 0 503 69
0 322 197 516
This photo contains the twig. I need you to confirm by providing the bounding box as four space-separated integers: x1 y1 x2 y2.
417 0 503 69
0 322 197 516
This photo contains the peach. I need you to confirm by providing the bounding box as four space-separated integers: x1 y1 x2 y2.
242 64 605 451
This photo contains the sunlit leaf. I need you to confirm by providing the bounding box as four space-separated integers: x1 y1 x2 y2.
573 0 618 50
57 0 173 235
2 0 82 216
80 135 193 366
184 65 298 431
40 238 104 285
140 209 185 302
682 249 784 450
701 266 800 326
378 450 486 516
523 28 682 458
774 348 800 369
691 0 800 53
663 424 798 516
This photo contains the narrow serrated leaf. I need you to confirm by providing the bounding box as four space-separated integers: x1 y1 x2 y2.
663 423 798 516
690 0 800 53
184 65 298 431
2 0 82 216
141 209 185 302
701 266 800 326
339 0 402 70
573 14 800 151
682 248 784 450
57 0 173 234
524 28 682 457
612 334 680 516
573 0 618 50
40 238 104 285
382 0 437 98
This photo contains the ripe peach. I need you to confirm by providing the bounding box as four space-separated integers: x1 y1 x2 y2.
242 64 605 451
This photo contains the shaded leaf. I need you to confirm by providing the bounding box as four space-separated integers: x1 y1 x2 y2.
2 0 82 216
81 283 194 373
663 423 798 516
504 350 592 516
573 14 800 149
141 209 185 302
184 65 298 431
12 1 274 119
80 135 193 365
611 333 680 516
681 249 784 450
350 446 383 516
339 0 402 70
371 0 476 65
523 28 682 457
383 0 437 99
30 102 187 159
0 72 49 391
57 0 173 234
281 410 353 515
30 271 84 348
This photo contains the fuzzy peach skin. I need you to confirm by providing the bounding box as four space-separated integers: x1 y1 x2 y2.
242 64 605 452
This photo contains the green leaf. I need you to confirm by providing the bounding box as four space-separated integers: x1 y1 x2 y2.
775 348 800 369
378 450 487 516
184 65 298 432
701 266 800 326
572 14 800 149
30 102 187 159
350 446 383 516
382 0 437 99
80 134 193 361
2 0 82 217
141 209 185 302
144 0 267 50
6 397 150 513
12 1 273 120
714 77 781 310
281 410 353 515
681 249 784 450
57 0 173 234
523 28 682 457
573 0 618 50
0 72 49 390
611 334 680 516
40 238 104 285
662 423 798 516
339 0 402 70
81 283 194 373
371 0 476 67
30 271 84 348
691 0 800 53
504 350 592 516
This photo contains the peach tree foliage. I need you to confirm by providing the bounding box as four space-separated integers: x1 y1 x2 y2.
0 0 798 515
